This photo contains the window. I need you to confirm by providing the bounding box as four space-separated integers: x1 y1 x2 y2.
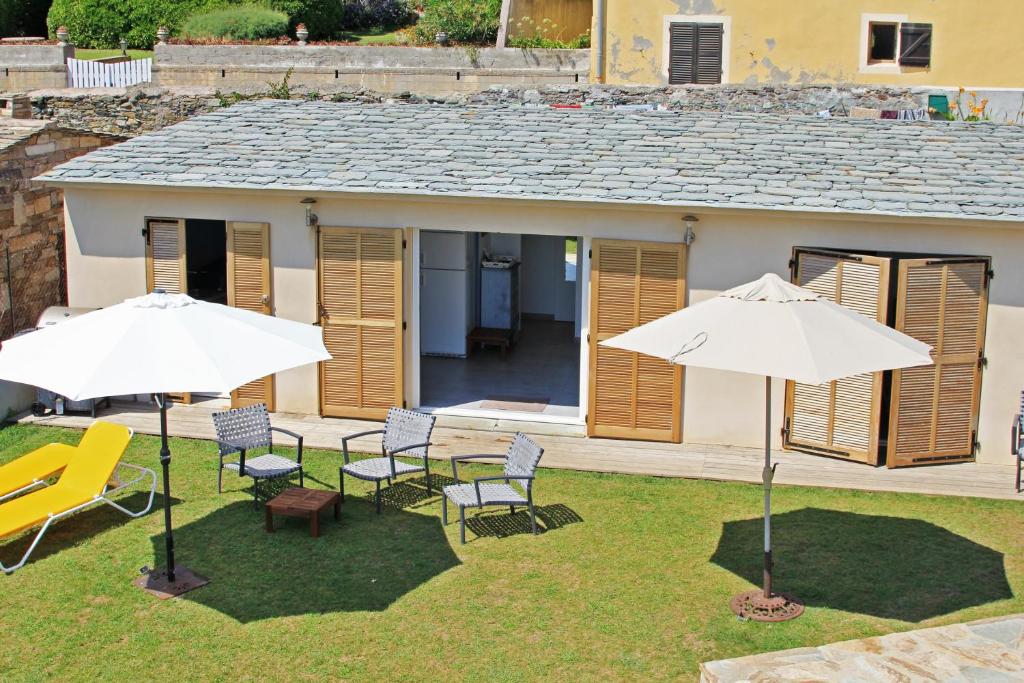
868 22 898 62
668 22 723 84
860 15 932 70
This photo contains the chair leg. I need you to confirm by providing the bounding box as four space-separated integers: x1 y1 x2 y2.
1017 456 1022 494
442 495 448 525
217 465 223 494
425 459 432 495
299 467 304 488
509 505 515 515
375 480 382 514
253 478 259 509
339 469 345 502
459 506 466 545
529 500 538 535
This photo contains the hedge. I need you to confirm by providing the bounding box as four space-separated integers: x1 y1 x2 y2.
47 0 346 48
0 0 50 38
182 6 289 41
413 0 502 45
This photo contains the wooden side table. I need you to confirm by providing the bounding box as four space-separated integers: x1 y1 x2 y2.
265 487 341 538
467 326 514 359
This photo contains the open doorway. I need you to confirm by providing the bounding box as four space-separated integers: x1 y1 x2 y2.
184 219 227 304
418 230 582 420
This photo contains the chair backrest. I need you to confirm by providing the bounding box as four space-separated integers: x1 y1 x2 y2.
504 433 543 491
56 421 132 495
383 408 436 458
212 403 272 455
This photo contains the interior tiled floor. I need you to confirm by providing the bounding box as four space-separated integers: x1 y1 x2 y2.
420 319 581 418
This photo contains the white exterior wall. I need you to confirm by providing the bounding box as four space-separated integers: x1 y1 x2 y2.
62 185 1024 466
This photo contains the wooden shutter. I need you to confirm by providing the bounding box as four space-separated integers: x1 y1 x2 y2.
319 227 404 420
899 23 932 66
668 22 722 85
145 219 186 294
887 258 989 467
587 240 685 442
695 23 723 84
227 221 274 410
783 249 891 465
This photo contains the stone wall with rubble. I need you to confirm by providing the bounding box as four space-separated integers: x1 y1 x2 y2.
0 127 121 335
28 82 952 138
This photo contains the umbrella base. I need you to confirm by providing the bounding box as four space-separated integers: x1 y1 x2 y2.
134 566 209 599
730 590 805 622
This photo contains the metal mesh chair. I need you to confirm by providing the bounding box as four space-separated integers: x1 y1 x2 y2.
1012 391 1024 493
340 408 436 514
212 403 304 508
442 433 544 544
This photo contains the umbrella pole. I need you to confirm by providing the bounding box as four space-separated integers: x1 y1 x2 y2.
728 376 804 621
134 394 209 598
158 393 176 583
763 375 772 600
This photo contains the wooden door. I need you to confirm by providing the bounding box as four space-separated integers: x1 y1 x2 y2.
783 249 891 465
227 221 274 410
587 240 686 442
145 218 186 294
887 258 989 467
319 227 404 420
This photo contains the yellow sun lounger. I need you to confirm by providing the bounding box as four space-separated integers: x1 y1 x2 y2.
0 421 156 574
0 421 124 502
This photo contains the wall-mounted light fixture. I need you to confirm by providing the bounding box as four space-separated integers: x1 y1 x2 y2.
682 215 698 245
301 197 318 228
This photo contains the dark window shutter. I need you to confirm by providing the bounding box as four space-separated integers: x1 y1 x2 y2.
668 23 697 85
669 22 722 85
695 23 723 84
899 23 932 66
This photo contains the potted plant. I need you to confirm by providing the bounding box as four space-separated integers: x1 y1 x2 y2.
296 23 309 46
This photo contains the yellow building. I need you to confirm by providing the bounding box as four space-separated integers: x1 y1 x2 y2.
592 0 1022 88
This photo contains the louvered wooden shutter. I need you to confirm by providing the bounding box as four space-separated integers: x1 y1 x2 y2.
695 23 723 84
588 240 685 442
319 227 404 420
899 23 932 66
887 258 989 467
227 222 274 410
146 219 186 294
668 22 722 85
783 249 891 465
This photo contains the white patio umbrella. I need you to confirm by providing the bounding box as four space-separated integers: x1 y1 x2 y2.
0 291 330 593
601 273 932 621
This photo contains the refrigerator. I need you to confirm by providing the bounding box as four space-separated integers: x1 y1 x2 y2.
420 231 477 357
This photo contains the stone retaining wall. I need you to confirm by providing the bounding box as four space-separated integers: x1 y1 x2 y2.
153 45 590 94
0 44 75 91
27 83 960 137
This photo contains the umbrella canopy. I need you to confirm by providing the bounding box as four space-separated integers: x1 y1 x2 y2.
601 273 933 621
602 273 931 383
0 292 329 400
0 291 330 592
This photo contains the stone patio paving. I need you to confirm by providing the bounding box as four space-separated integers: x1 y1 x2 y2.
700 614 1024 682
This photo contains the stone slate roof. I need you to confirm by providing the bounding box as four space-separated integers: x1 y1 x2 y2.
0 119 48 150
37 100 1024 222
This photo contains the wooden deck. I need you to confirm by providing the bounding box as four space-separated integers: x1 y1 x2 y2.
16 401 1022 501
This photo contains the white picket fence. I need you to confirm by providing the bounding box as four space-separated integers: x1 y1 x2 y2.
66 58 153 88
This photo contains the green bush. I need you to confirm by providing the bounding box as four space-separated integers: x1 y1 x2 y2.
0 0 50 38
47 0 347 48
182 6 289 41
413 0 501 45
506 16 589 49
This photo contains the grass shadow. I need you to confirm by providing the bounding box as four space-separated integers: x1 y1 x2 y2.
1 491 176 569
710 507 1013 621
464 503 583 540
376 474 456 510
152 495 461 622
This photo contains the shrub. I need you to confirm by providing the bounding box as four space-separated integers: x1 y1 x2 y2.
0 0 50 38
342 0 415 31
413 0 501 45
182 6 289 41
47 0 346 48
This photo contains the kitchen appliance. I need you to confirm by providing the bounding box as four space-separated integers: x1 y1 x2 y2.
420 231 477 357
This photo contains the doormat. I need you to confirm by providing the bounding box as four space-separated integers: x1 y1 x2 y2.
480 395 550 413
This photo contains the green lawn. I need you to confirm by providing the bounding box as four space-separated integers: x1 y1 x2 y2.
340 28 406 45
74 49 154 61
0 423 1021 681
